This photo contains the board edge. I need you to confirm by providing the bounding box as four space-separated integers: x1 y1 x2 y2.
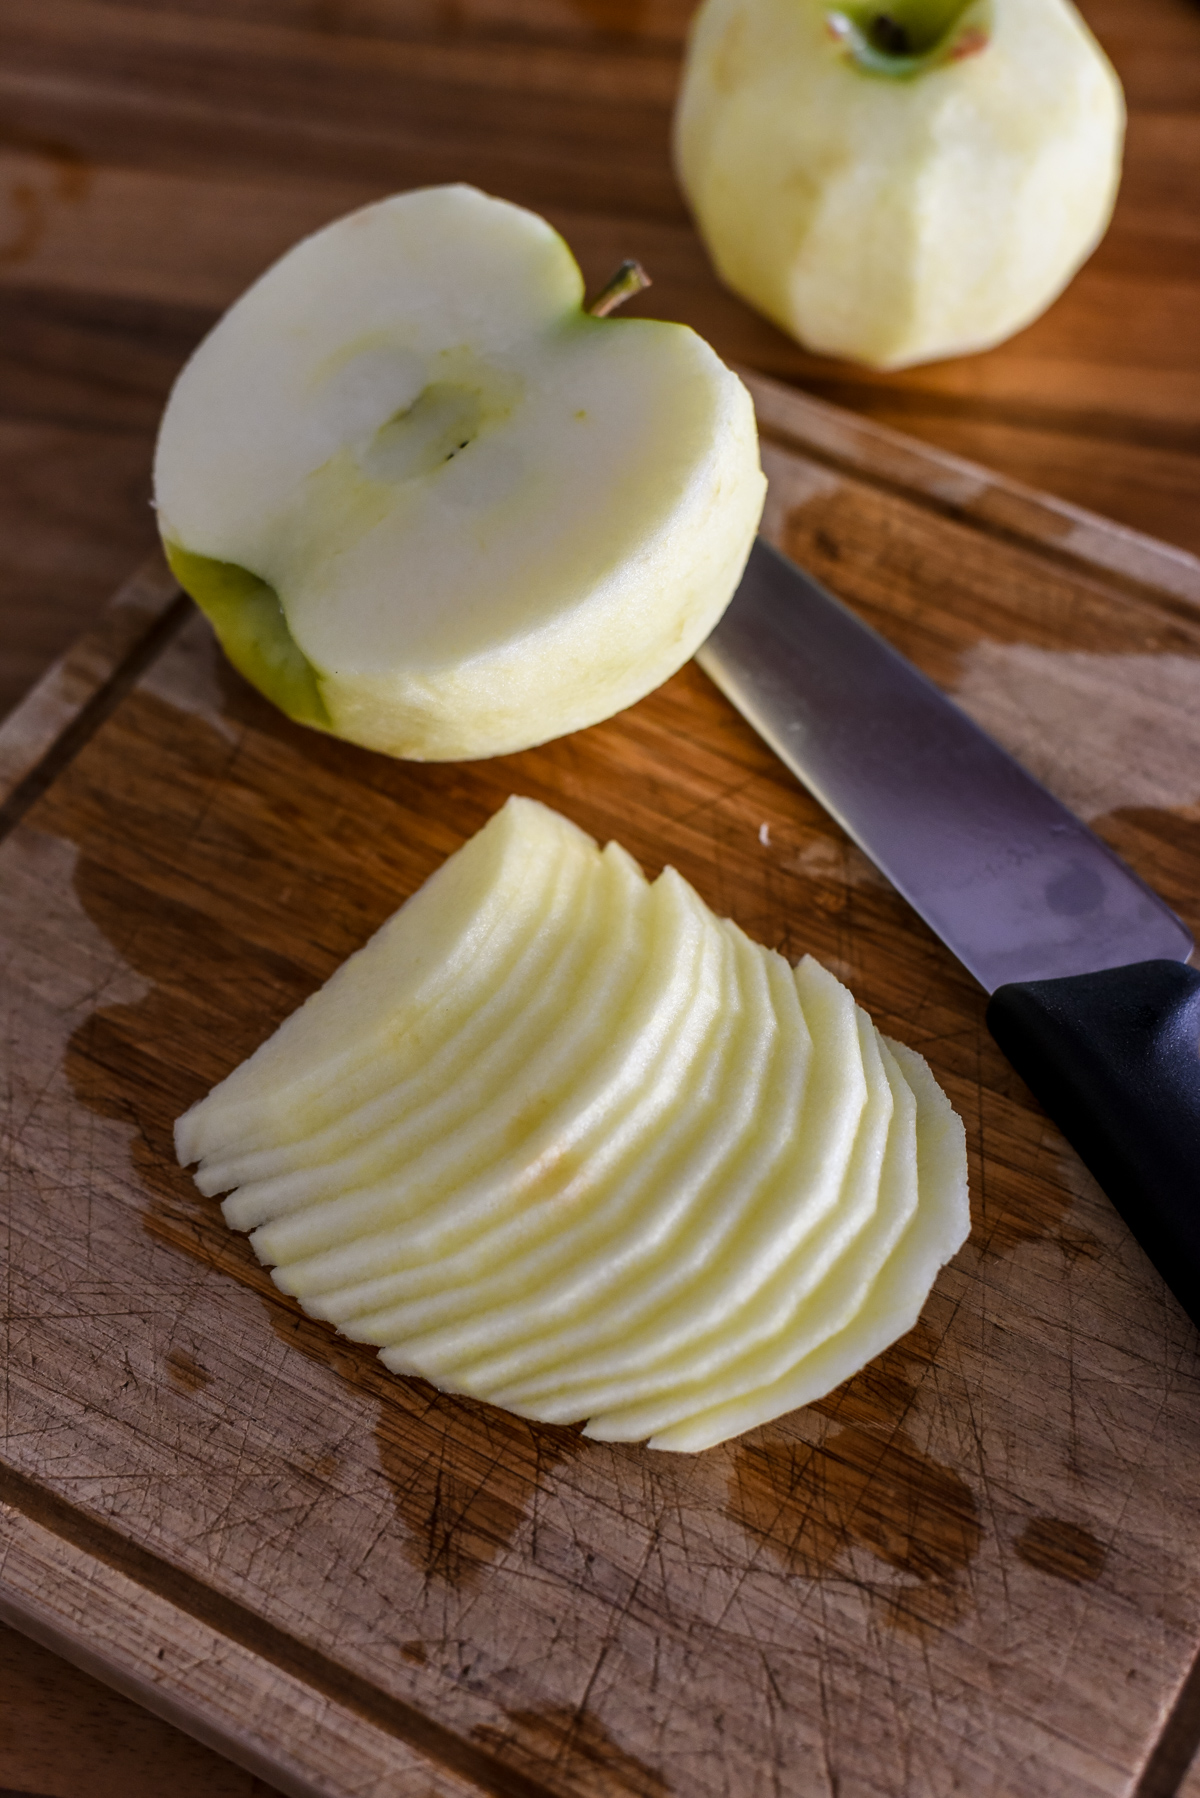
740 367 1200 610
0 1483 531 1798
0 553 190 832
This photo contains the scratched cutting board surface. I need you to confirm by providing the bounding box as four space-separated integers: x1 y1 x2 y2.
5 375 1200 1798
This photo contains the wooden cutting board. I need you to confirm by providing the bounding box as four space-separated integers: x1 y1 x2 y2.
4 372 1200 1798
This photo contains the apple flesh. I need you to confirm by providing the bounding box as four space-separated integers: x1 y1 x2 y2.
674 0 1124 369
154 185 766 759
177 797 969 1452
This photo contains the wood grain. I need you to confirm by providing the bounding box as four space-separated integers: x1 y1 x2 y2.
0 1617 286 1798
2 0 1200 729
2 0 1199 1787
5 376 1200 1796
0 1500 482 1798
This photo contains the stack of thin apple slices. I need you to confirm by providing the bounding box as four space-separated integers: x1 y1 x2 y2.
177 797 968 1451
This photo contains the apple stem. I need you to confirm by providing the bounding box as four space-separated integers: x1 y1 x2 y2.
588 260 652 317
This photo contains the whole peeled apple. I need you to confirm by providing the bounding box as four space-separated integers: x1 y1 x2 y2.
154 185 765 760
674 0 1125 369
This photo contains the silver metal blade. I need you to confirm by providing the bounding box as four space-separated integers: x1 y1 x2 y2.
698 538 1192 993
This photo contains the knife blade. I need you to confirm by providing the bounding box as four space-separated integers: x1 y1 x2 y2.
699 536 1200 1328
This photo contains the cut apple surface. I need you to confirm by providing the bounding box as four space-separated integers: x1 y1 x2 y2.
155 185 766 760
177 797 969 1451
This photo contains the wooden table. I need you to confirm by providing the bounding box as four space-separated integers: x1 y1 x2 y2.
1 2 1199 1794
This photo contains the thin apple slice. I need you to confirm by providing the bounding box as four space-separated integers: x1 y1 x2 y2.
528 997 896 1434
178 796 590 1174
467 953 869 1418
395 936 803 1391
214 838 603 1226
577 1027 920 1443
641 1040 968 1453
225 835 644 1246
332 913 768 1352
250 848 663 1287
261 863 725 1303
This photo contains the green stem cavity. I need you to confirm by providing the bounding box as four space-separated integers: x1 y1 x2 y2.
826 0 991 77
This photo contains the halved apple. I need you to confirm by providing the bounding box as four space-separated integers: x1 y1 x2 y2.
155 185 766 759
177 797 970 1451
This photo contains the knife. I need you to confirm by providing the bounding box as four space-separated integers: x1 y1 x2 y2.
698 536 1200 1328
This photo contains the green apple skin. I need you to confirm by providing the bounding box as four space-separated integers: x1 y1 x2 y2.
163 544 330 730
154 185 766 760
674 0 1125 369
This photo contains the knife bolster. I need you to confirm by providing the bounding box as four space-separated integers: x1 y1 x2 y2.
987 960 1200 1332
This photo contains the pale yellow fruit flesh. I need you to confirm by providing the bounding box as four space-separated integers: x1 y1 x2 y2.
312 911 746 1342
581 1029 921 1444
362 926 791 1371
176 795 969 1451
263 863 718 1296
521 992 890 1432
645 1040 967 1452
674 0 1124 369
243 862 633 1272
184 798 593 1180
209 843 599 1224
469 954 871 1419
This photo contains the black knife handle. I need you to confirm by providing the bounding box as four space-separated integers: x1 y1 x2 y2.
986 960 1200 1330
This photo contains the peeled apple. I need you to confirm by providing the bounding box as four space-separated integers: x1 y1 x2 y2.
674 0 1125 369
177 797 970 1451
153 185 765 760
